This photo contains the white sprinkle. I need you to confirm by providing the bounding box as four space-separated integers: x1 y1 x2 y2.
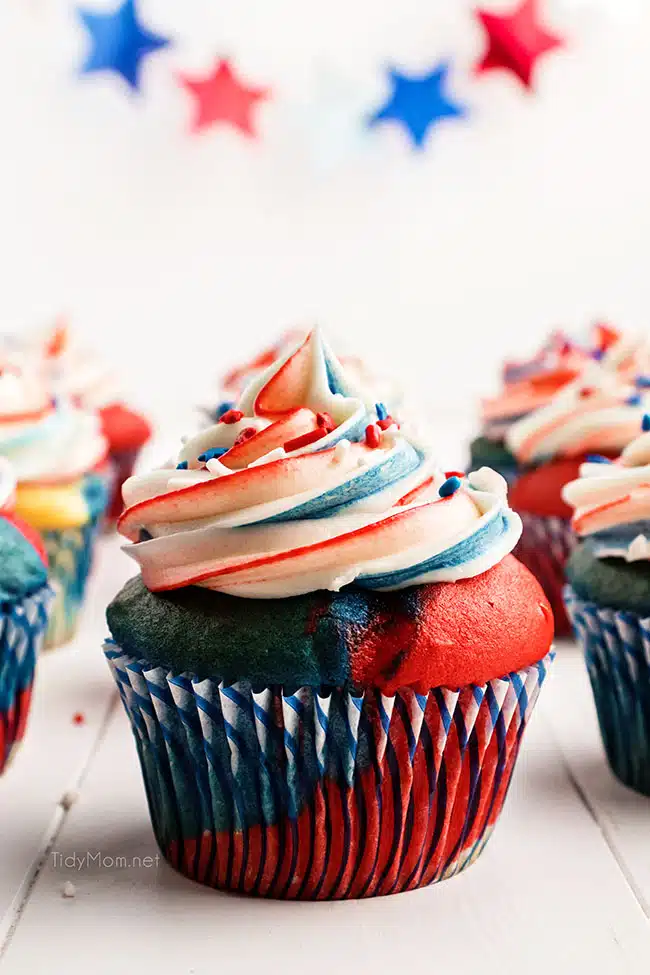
468 467 507 498
332 439 351 463
206 458 231 475
62 882 76 899
627 534 650 562
249 447 286 468
60 790 79 811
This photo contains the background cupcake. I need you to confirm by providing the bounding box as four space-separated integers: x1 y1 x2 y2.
0 459 52 773
34 323 151 522
564 421 650 795
505 342 650 635
0 357 109 648
106 330 553 900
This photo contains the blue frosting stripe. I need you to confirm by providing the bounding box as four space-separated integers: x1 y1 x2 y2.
258 441 422 524
356 508 512 589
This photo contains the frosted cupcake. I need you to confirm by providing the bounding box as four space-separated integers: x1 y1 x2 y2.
0 359 109 648
505 341 650 635
105 330 553 899
0 459 52 772
564 419 650 794
35 324 151 521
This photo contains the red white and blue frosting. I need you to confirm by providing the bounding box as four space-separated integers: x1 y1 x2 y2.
119 330 522 598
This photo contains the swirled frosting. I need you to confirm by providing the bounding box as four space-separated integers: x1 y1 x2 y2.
120 330 522 599
0 358 107 483
562 418 650 562
26 323 122 411
506 359 650 466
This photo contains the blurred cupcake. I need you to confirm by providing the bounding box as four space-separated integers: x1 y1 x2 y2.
504 335 650 636
36 323 151 521
105 329 553 899
0 459 52 772
0 358 109 648
564 421 650 794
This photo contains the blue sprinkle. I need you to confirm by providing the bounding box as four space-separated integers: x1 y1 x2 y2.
439 475 462 498
176 461 188 470
215 400 235 419
636 376 650 388
198 447 228 463
591 349 604 361
643 414 650 432
586 454 612 464
375 402 388 421
626 393 642 406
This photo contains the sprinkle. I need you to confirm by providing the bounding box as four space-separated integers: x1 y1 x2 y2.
72 712 85 726
643 414 650 432
176 461 188 470
591 349 604 361
586 454 612 464
284 428 327 452
375 402 388 421
220 409 244 424
198 447 228 463
377 416 397 431
365 424 381 448
439 475 462 499
579 387 595 399
445 470 465 479
332 439 351 463
62 882 77 899
233 427 257 446
316 412 335 432
626 393 642 406
216 400 235 419
636 376 650 388
61 789 80 811
206 458 230 474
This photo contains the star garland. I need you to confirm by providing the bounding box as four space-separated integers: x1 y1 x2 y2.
74 0 569 152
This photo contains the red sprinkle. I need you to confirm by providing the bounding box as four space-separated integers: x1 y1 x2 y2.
72 712 85 726
233 426 257 446
445 470 465 479
220 409 244 424
365 424 381 448
284 428 327 452
377 416 395 430
579 387 594 399
316 412 335 432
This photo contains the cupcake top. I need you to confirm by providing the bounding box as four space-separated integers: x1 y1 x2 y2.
563 417 650 562
0 357 107 486
0 459 49 602
506 358 650 467
120 330 522 599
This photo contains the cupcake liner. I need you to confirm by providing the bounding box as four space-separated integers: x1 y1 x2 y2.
514 512 575 636
43 516 102 649
107 447 140 523
565 586 650 796
105 642 553 899
0 586 53 773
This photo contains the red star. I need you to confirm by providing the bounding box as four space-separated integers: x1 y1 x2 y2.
179 59 268 136
475 0 564 89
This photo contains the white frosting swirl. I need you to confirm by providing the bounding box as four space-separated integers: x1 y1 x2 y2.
120 331 521 598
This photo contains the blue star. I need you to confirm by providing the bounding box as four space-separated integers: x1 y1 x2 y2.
78 0 170 91
369 62 466 149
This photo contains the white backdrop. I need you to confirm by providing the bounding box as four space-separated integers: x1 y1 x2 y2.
0 0 648 429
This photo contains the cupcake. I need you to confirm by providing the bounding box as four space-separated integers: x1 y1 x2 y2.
0 358 110 648
504 337 650 636
0 459 52 772
105 330 553 899
36 323 151 521
564 420 650 795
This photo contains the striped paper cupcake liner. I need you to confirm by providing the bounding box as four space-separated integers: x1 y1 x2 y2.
0 586 53 773
514 512 575 636
105 642 553 899
43 515 102 650
565 586 650 796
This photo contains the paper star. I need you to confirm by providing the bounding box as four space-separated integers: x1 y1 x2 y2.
179 59 269 136
475 0 564 89
78 0 170 92
368 62 466 149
